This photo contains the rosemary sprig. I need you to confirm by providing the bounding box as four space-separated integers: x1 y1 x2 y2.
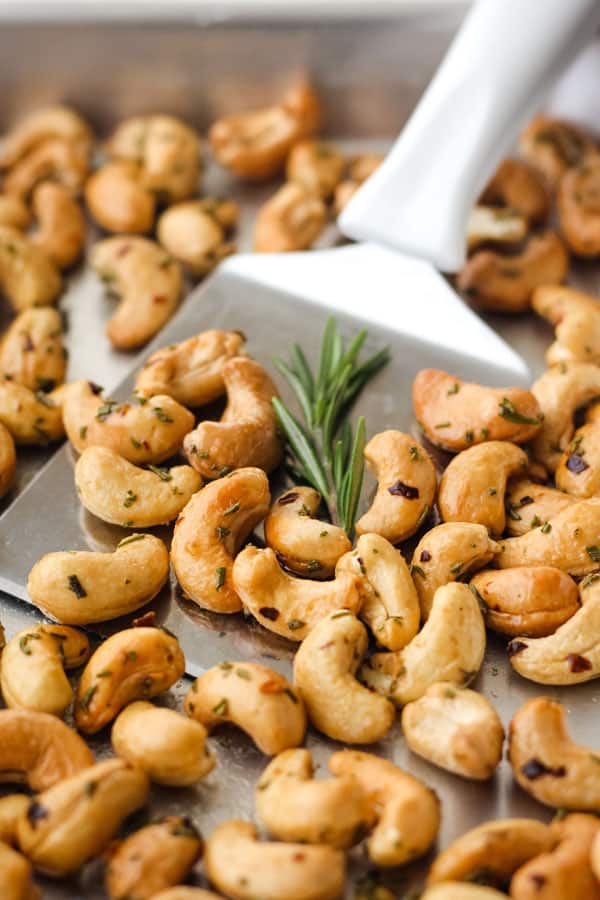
272 317 389 534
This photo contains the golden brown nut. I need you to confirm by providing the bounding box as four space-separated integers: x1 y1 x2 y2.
555 421 600 497
254 182 327 253
466 205 528 252
4 138 90 199
0 795 30 845
0 841 40 900
157 199 237 276
0 308 66 392
286 140 345 198
105 816 202 900
481 158 549 223
184 357 283 476
519 115 596 188
30 182 85 270
0 194 30 229
74 626 185 733
0 225 61 311
0 422 16 498
0 105 92 170
413 368 542 452
532 284 600 366
184 661 306 755
333 153 383 215
504 478 578 536
558 156 600 256
0 379 64 445
85 161 155 234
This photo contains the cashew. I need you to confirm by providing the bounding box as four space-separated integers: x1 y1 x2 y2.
209 83 321 180
184 357 283 476
74 626 185 733
480 158 549 224
0 225 61 311
157 199 237 276
255 748 374 849
558 156 600 256
254 182 327 252
16 757 149 877
171 467 270 614
0 796 30 845
336 532 420 650
0 105 92 170
410 522 499 619
427 819 555 886
107 114 201 202
4 138 90 199
184 661 306 755
0 624 90 716
413 368 542 452
75 447 202 527
471 566 580 637
0 842 40 900
293 610 395 743
232 546 361 641
29 180 86 270
592 830 600 882
27 533 170 625
286 140 345 198
438 441 528 535
509 697 600 809
204 819 343 900
555 421 600 497
519 115 596 188
0 195 30 229
0 308 66 392
264 486 351 579
355 431 436 543
0 423 15 498
333 153 382 215
401 683 504 780
421 887 508 900
532 284 600 366
85 161 155 234
63 380 194 463
0 709 94 791
467 205 528 251
0 379 64 445
329 749 440 867
504 478 577 536
105 816 202 900
111 701 216 786
135 329 245 406
361 583 486 705
457 231 568 313
511 813 600 900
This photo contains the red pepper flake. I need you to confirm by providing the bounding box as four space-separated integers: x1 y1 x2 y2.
153 294 167 304
260 678 286 695
318 641 335 650
133 611 157 628
292 852 306 862
567 653 592 672
388 479 419 499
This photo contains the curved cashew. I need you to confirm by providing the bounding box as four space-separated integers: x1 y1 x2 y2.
157 199 237 276
0 842 39 900
355 431 436 543
457 231 568 313
480 158 549 223
85 161 155 234
286 140 345 198
558 156 600 256
184 661 306 755
112 700 216 786
0 308 66 392
504 478 576 536
329 749 440 867
75 446 201 527
27 533 170 625
16 757 149 877
184 357 283 476
401 683 504 780
0 195 30 229
293 610 395 743
135 329 245 406
255 748 374 848
30 182 85 270
105 816 202 900
532 284 600 366
0 225 61 311
519 115 596 188
74 626 185 733
336 532 420 650
209 83 321 180
0 105 92 170
413 368 541 452
471 566 579 637
0 423 16 498
0 379 64 445
0 709 94 791
171 467 270 614
4 138 90 199
264 486 351 579
421 886 509 900
438 441 528 535
362 583 486 705
333 153 382 215
63 380 194 463
410 522 499 619
0 624 90 716
232 546 361 641
0 796 30 845
254 182 327 253
467 205 528 251
555 421 600 497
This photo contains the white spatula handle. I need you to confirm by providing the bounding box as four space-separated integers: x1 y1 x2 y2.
339 0 600 273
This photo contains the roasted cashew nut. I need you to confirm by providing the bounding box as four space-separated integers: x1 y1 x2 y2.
480 158 549 224
532 284 600 366
184 357 283 476
16 758 149 877
329 749 440 867
555 421 600 498
333 153 382 215
255 748 374 849
0 795 30 845
157 199 237 276
401 682 504 780
0 194 30 229
112 701 216 786
504 478 577 536
74 626 185 733
204 819 344 900
0 379 65 445
466 205 528 252
410 522 499 619
0 423 16 498
519 115 596 188
438 440 528 535
0 709 94 791
0 105 92 170
0 841 40 900
105 816 203 900
30 182 85 270
254 182 327 253
0 624 90 716
558 156 600 256
4 138 90 200
184 661 306 755
355 431 436 543
27 533 170 625
75 446 202 527
471 566 579 637
63 380 195 463
232 545 361 641
135 329 245 406
413 368 542 452
0 224 61 311
336 532 420 650
286 140 345 198
85 161 155 234
171 467 270 614
293 610 395 744
0 308 66 392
